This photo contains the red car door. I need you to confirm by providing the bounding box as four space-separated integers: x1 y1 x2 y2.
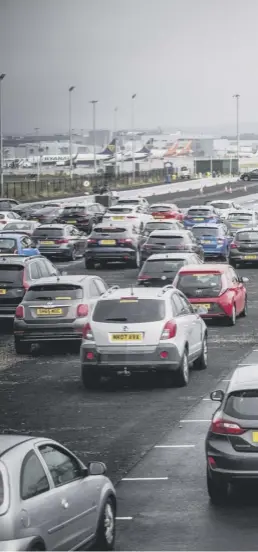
228 267 245 314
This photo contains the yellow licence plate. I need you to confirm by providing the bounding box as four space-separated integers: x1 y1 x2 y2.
0 289 6 295
245 255 257 260
40 241 54 245
68 220 76 223
100 240 116 245
194 218 204 221
112 216 124 220
252 432 258 443
202 240 212 244
231 223 243 227
110 333 143 342
193 303 211 309
36 308 63 315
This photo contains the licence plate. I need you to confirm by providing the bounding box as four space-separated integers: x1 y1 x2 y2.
36 308 63 315
68 220 76 223
112 216 124 220
202 240 212 244
0 289 6 295
100 240 116 245
231 223 243 227
252 432 258 443
244 255 257 260
194 218 204 221
192 303 210 313
110 333 143 342
40 241 54 245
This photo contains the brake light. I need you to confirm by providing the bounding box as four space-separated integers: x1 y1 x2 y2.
55 239 69 244
87 239 97 244
230 242 238 249
82 322 94 340
127 216 137 219
138 274 151 280
143 244 153 249
118 238 133 245
22 272 29 290
15 305 24 319
77 304 89 317
160 320 177 339
211 418 245 435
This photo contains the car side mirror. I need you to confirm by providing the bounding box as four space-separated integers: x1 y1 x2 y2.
240 276 249 283
88 461 107 476
210 389 224 402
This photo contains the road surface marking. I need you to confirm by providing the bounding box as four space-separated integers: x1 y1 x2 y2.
155 444 195 448
122 477 168 481
116 517 133 520
180 419 210 423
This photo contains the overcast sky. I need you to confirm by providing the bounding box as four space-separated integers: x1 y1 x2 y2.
0 0 257 134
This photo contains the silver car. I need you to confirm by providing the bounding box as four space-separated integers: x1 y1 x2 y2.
80 285 208 389
0 434 116 551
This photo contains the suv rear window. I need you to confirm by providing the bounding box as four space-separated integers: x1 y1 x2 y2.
150 206 171 212
192 227 219 237
0 265 24 285
210 202 229 210
24 284 83 301
33 228 64 238
187 209 212 216
143 259 185 274
224 390 258 420
62 206 86 214
92 227 127 234
107 208 133 214
177 272 222 298
237 231 258 241
93 298 165 323
145 222 176 231
148 235 186 245
118 199 139 205
228 213 252 221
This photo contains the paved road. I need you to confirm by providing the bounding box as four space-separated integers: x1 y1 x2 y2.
1 189 258 550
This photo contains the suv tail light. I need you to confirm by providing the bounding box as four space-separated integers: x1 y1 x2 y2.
160 320 177 339
77 304 89 317
15 305 24 319
211 418 245 435
127 216 137 219
118 238 133 245
55 239 69 244
230 242 238 249
138 274 151 280
22 272 29 290
143 244 153 249
87 239 97 244
83 322 94 340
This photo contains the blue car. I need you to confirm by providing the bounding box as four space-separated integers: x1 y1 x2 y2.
0 233 40 256
184 205 221 228
191 223 230 261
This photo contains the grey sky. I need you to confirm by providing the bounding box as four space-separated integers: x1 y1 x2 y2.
0 0 257 133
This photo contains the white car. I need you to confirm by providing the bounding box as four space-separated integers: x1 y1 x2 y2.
103 204 152 232
207 200 241 219
116 196 149 208
0 211 21 225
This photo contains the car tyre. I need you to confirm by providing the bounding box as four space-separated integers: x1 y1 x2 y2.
130 250 140 269
81 365 100 390
193 334 208 370
240 297 248 317
243 175 249 182
85 258 95 270
15 338 31 355
95 497 116 551
227 304 236 326
174 348 189 387
207 466 229 505
70 247 77 261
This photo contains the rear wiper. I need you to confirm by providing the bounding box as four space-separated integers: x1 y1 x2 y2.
105 317 128 322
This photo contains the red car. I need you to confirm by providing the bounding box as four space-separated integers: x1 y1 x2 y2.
150 203 184 222
173 263 248 325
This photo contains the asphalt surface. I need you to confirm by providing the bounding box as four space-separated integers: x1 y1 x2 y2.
1 188 258 550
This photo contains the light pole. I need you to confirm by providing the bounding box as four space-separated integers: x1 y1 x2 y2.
233 94 240 174
0 74 6 198
114 106 118 176
69 86 75 178
131 93 136 183
90 100 98 174
34 127 40 182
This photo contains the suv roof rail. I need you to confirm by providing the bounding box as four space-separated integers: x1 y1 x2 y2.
158 284 175 296
102 285 120 297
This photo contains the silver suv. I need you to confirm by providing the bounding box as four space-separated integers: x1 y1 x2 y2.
80 285 208 389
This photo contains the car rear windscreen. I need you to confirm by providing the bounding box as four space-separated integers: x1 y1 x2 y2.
224 390 258 420
143 259 185 274
107 208 133 214
187 209 212 216
148 235 186 245
24 284 83 301
0 265 24 285
177 273 222 298
62 206 86 214
145 222 177 231
150 206 171 212
0 238 16 250
33 228 64 238
210 203 229 210
93 298 165 323
237 231 258 242
93 227 127 234
192 227 219 237
118 199 139 204
228 213 252 221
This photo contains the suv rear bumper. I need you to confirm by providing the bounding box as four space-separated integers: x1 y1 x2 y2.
14 321 85 342
85 247 136 262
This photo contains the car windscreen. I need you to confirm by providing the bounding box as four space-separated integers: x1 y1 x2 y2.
92 227 127 234
4 223 32 231
237 231 258 242
192 227 219 237
33 228 64 238
177 272 222 298
224 390 258 420
118 199 139 204
145 222 176 232
62 206 86 214
187 209 212 216
210 203 229 210
0 238 16 250
106 208 133 214
24 284 83 301
93 298 165 323
228 213 252 221
150 205 171 212
148 235 186 245
0 265 24 285
143 259 186 274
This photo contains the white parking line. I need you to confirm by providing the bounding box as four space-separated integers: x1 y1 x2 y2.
180 419 210 423
222 379 230 382
116 517 133 521
122 477 169 481
202 398 212 401
154 444 195 448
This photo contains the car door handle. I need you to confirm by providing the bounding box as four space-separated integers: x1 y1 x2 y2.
61 499 69 509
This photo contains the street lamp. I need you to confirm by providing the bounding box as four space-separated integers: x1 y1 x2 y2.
131 93 136 183
114 106 118 176
69 86 75 178
34 127 40 182
233 94 240 173
0 73 6 198
89 100 98 174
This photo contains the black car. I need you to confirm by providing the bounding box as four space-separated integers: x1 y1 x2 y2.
140 230 204 264
57 203 106 233
206 365 258 504
229 228 258 267
32 224 88 261
0 255 58 319
29 206 65 224
85 223 144 269
137 252 204 286
15 202 61 219
240 169 258 182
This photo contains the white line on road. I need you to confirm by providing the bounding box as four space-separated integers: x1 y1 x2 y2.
122 477 169 481
116 517 133 521
222 379 230 382
154 445 195 448
180 419 210 423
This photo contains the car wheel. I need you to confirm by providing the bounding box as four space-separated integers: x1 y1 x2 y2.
70 248 77 261
207 466 229 505
15 338 31 355
243 175 249 182
227 304 236 326
193 334 208 370
174 348 189 387
81 365 100 389
95 497 116 551
240 297 248 317
85 258 95 270
130 250 140 268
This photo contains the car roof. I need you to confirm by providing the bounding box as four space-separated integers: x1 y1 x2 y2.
101 286 174 300
228 210 253 214
235 226 258 232
27 275 89 287
227 366 258 394
0 255 41 264
0 434 34 457
146 253 197 261
177 263 227 274
210 200 231 204
149 230 189 236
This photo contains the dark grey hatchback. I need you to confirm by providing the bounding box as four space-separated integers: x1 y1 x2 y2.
206 365 258 504
32 224 87 261
85 223 142 269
